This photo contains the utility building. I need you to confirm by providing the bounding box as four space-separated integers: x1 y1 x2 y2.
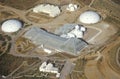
33 4 61 17
39 62 60 78
55 24 86 38
23 27 88 56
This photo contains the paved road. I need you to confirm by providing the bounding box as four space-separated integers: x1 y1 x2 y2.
60 60 75 79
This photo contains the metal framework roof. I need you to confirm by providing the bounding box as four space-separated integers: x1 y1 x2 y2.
23 27 88 55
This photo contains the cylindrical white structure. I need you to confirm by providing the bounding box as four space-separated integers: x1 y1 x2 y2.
79 11 101 24
1 19 22 33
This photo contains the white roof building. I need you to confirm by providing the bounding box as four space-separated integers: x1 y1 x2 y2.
1 19 22 33
55 24 86 39
66 4 78 11
67 25 85 38
43 48 52 54
33 4 61 17
39 62 60 78
79 11 101 24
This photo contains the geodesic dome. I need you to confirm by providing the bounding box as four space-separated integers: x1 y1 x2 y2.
1 19 22 32
79 11 101 24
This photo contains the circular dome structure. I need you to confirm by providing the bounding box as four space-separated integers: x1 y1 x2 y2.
79 11 101 24
1 19 22 33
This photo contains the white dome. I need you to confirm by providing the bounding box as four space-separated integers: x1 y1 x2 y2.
79 11 101 24
1 19 22 32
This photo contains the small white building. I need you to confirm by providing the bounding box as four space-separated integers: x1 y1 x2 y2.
1 19 22 33
79 11 101 24
33 4 61 17
66 4 78 11
39 62 60 78
43 48 52 54
67 25 86 38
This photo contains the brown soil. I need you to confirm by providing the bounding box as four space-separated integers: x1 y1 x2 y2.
76 0 92 5
0 54 39 76
0 0 72 10
15 37 35 54
66 58 87 79
91 0 120 21
0 0 38 10
111 0 120 5
107 42 120 74
26 12 54 24
0 11 18 22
